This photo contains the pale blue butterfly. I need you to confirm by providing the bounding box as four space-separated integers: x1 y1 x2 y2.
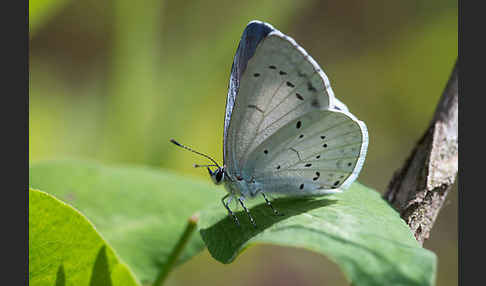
171 20 368 227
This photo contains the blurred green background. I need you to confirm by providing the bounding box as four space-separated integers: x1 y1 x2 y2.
29 0 457 285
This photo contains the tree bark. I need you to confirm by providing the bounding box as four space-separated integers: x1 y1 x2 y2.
384 60 458 245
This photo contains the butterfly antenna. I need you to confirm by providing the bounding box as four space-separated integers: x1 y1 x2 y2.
170 139 221 168
194 164 218 168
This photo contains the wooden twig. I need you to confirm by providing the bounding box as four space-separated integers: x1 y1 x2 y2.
385 60 458 245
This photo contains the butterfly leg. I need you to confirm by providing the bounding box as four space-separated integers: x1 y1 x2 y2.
238 197 257 228
221 194 240 226
261 192 281 216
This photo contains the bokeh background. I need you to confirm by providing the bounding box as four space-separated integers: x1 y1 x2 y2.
29 0 457 285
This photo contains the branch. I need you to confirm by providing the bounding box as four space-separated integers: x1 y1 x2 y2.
153 213 199 286
384 60 458 245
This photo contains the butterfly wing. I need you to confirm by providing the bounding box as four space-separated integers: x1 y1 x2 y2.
243 109 368 196
224 21 338 176
223 21 273 156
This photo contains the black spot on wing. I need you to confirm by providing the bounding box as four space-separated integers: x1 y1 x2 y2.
298 71 307 77
311 98 321 108
307 82 317 92
248 104 264 113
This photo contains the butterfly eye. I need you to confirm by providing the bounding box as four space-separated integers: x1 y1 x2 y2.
208 168 224 185
215 170 224 183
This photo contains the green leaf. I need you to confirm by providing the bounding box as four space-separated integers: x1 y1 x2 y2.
29 160 221 284
29 188 141 286
198 183 437 286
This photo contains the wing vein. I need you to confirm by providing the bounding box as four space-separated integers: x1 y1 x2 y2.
262 68 322 118
263 120 356 167
264 140 363 172
236 51 309 170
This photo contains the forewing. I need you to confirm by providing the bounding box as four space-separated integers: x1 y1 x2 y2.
243 109 368 196
224 21 337 175
224 21 273 155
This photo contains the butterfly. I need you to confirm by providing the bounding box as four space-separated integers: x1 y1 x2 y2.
171 20 368 227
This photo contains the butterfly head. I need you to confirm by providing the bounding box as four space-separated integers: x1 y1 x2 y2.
170 139 225 185
208 167 225 185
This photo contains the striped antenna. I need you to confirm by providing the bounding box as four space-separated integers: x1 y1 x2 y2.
170 139 221 168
